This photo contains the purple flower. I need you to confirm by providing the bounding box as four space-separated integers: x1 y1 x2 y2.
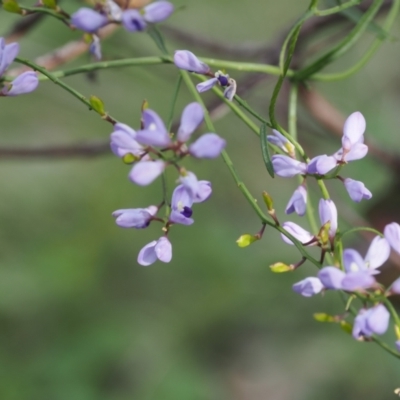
196 78 218 92
179 172 212 202
177 102 204 142
121 10 147 31
384 222 400 254
173 50 211 74
319 199 337 238
318 267 346 290
281 222 314 245
390 277 400 294
333 112 368 162
129 160 165 185
341 271 376 291
143 1 174 23
71 8 109 33
285 186 307 216
110 123 144 158
189 133 226 159
89 35 102 61
169 185 194 225
271 155 307 177
1 71 39 96
135 109 171 147
352 304 390 339
307 155 337 175
292 277 324 297
344 236 390 274
267 129 295 156
343 178 372 202
112 205 157 228
137 236 172 266
0 38 19 77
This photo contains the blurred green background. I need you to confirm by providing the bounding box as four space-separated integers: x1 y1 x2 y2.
1 1 400 399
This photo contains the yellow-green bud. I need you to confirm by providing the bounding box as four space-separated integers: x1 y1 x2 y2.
236 234 258 248
122 153 137 164
313 313 336 323
89 95 106 116
269 262 293 273
262 191 274 212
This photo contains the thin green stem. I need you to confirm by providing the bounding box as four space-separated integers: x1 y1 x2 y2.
181 70 321 268
314 0 362 16
371 337 400 359
317 179 330 200
293 0 385 81
288 84 299 143
312 0 400 81
382 298 400 329
14 57 117 124
339 226 383 239
20 6 69 22
167 75 182 132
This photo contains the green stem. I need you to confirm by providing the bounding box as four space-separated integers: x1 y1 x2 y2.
181 70 321 268
167 75 182 132
312 0 400 81
339 226 383 239
317 179 330 200
20 5 69 21
293 0 384 81
14 57 117 123
314 0 362 16
382 298 400 329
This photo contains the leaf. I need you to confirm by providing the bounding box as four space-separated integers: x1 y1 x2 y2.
147 26 168 55
260 123 275 178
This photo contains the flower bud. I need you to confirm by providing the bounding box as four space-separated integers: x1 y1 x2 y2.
2 71 39 96
174 50 211 74
71 8 109 33
236 234 258 248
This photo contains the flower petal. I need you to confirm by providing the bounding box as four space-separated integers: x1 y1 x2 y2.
143 1 174 23
364 236 390 271
112 208 152 228
271 155 307 178
292 277 324 297
121 9 147 31
384 222 400 254
285 186 307 216
174 50 210 74
129 160 165 185
341 271 376 291
318 266 345 290
196 78 218 93
281 222 314 245
137 240 158 266
154 237 172 263
3 71 39 96
318 199 337 238
343 248 365 273
177 102 204 142
343 178 372 202
71 8 109 33
343 111 366 145
189 133 226 158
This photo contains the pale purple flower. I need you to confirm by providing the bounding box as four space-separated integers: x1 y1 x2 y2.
169 185 194 225
396 341 400 352
341 271 376 291
390 277 400 294
352 304 390 339
384 222 400 254
0 38 19 77
177 102 204 142
112 205 157 228
292 277 324 297
129 160 165 185
344 236 390 274
318 267 346 290
334 112 368 162
143 1 174 23
71 8 109 32
110 123 144 158
271 155 307 177
307 155 337 175
89 35 102 61
189 133 226 159
196 78 218 92
281 222 314 245
179 172 212 202
319 199 337 238
173 50 211 74
285 186 307 216
135 109 171 147
121 10 147 31
343 178 372 202
267 129 294 156
137 236 172 266
1 71 39 96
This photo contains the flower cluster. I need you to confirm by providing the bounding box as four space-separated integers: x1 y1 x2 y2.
71 0 174 59
270 112 371 217
174 50 237 101
261 112 400 349
0 38 39 97
111 102 226 265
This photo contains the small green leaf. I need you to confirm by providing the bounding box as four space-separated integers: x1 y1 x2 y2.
236 234 258 248
2 0 22 13
89 95 105 116
147 26 168 55
260 123 274 178
269 262 293 273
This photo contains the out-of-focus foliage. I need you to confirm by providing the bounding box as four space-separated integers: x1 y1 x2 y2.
0 1 400 399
